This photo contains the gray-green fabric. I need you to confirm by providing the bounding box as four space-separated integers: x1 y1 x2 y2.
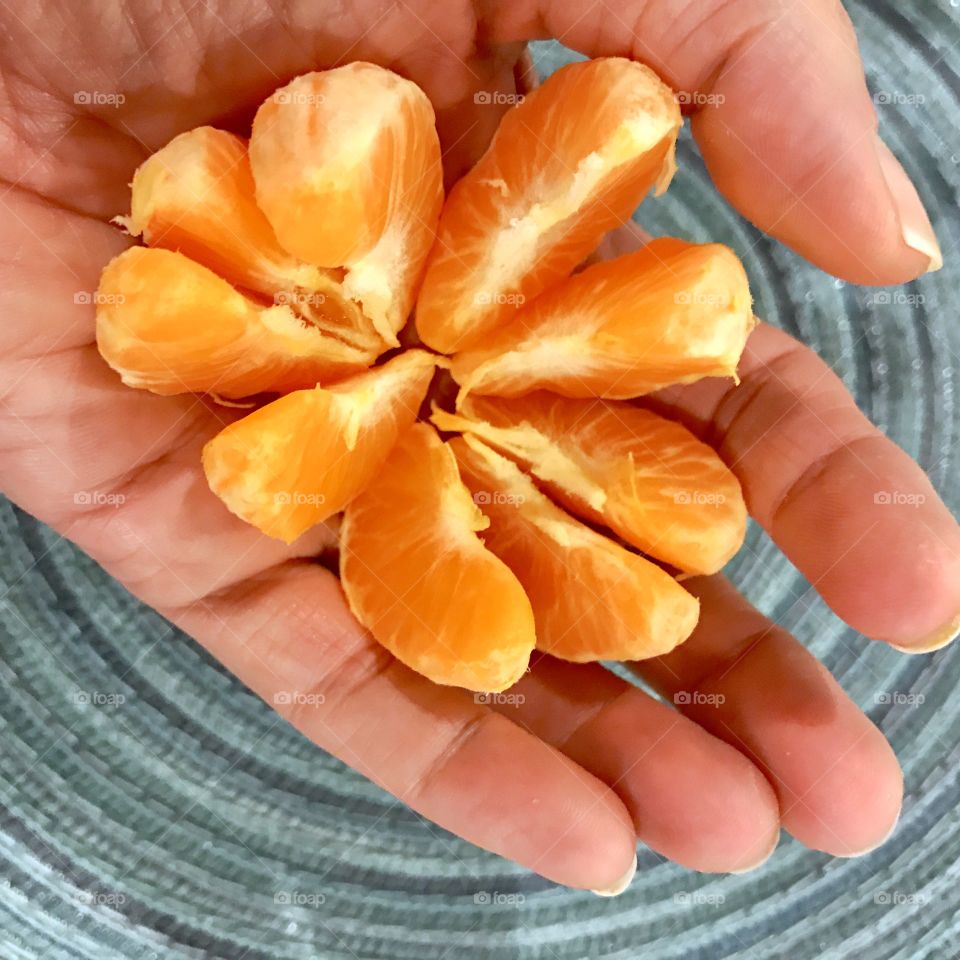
2 12 959 959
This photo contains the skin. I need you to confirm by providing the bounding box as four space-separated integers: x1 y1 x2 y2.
1 0 958 893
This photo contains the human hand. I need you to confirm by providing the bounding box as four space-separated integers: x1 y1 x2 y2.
1 0 957 895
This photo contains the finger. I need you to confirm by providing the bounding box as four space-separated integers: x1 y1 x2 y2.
648 322 960 652
490 655 780 872
496 0 941 281
637 576 903 857
418 43 530 184
170 562 638 892
0 191 333 606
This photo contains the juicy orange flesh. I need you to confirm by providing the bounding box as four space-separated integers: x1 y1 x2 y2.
433 391 747 576
92 60 759 689
121 125 385 357
123 127 326 295
202 350 438 543
250 63 443 344
96 247 375 398
340 423 535 692
415 57 682 354
450 238 756 401
451 435 699 661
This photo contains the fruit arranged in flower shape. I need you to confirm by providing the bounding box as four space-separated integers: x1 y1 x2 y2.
203 351 439 543
433 392 746 576
340 424 537 692
94 56 758 692
416 57 683 354
450 435 700 662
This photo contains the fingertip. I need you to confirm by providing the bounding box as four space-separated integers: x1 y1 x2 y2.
590 853 637 897
775 689 904 858
770 440 960 648
889 613 960 655
728 828 780 874
874 137 943 276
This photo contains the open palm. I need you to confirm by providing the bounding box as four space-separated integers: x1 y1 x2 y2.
2 0 958 893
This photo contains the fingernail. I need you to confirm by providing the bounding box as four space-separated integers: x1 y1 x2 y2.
875 136 943 273
835 804 901 858
889 612 960 655
590 854 637 897
729 830 780 874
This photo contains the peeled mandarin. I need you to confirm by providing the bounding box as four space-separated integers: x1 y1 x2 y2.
120 126 381 355
340 423 536 692
415 57 682 354
451 435 700 661
433 392 747 576
96 247 375 398
250 63 443 345
202 350 439 543
449 238 755 401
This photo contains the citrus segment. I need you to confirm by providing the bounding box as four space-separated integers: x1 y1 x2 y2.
415 57 682 354
120 126 382 355
250 63 444 345
449 238 755 400
96 247 375 398
451 436 699 662
433 392 746 575
340 423 536 692
202 351 439 543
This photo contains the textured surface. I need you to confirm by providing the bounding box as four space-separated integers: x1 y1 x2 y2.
2 15 959 960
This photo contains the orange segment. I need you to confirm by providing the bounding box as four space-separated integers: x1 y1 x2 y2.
450 238 755 400
250 63 443 345
96 247 376 398
340 423 536 692
451 436 699 662
120 126 381 355
122 127 324 296
433 392 747 576
202 351 439 543
415 57 682 354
